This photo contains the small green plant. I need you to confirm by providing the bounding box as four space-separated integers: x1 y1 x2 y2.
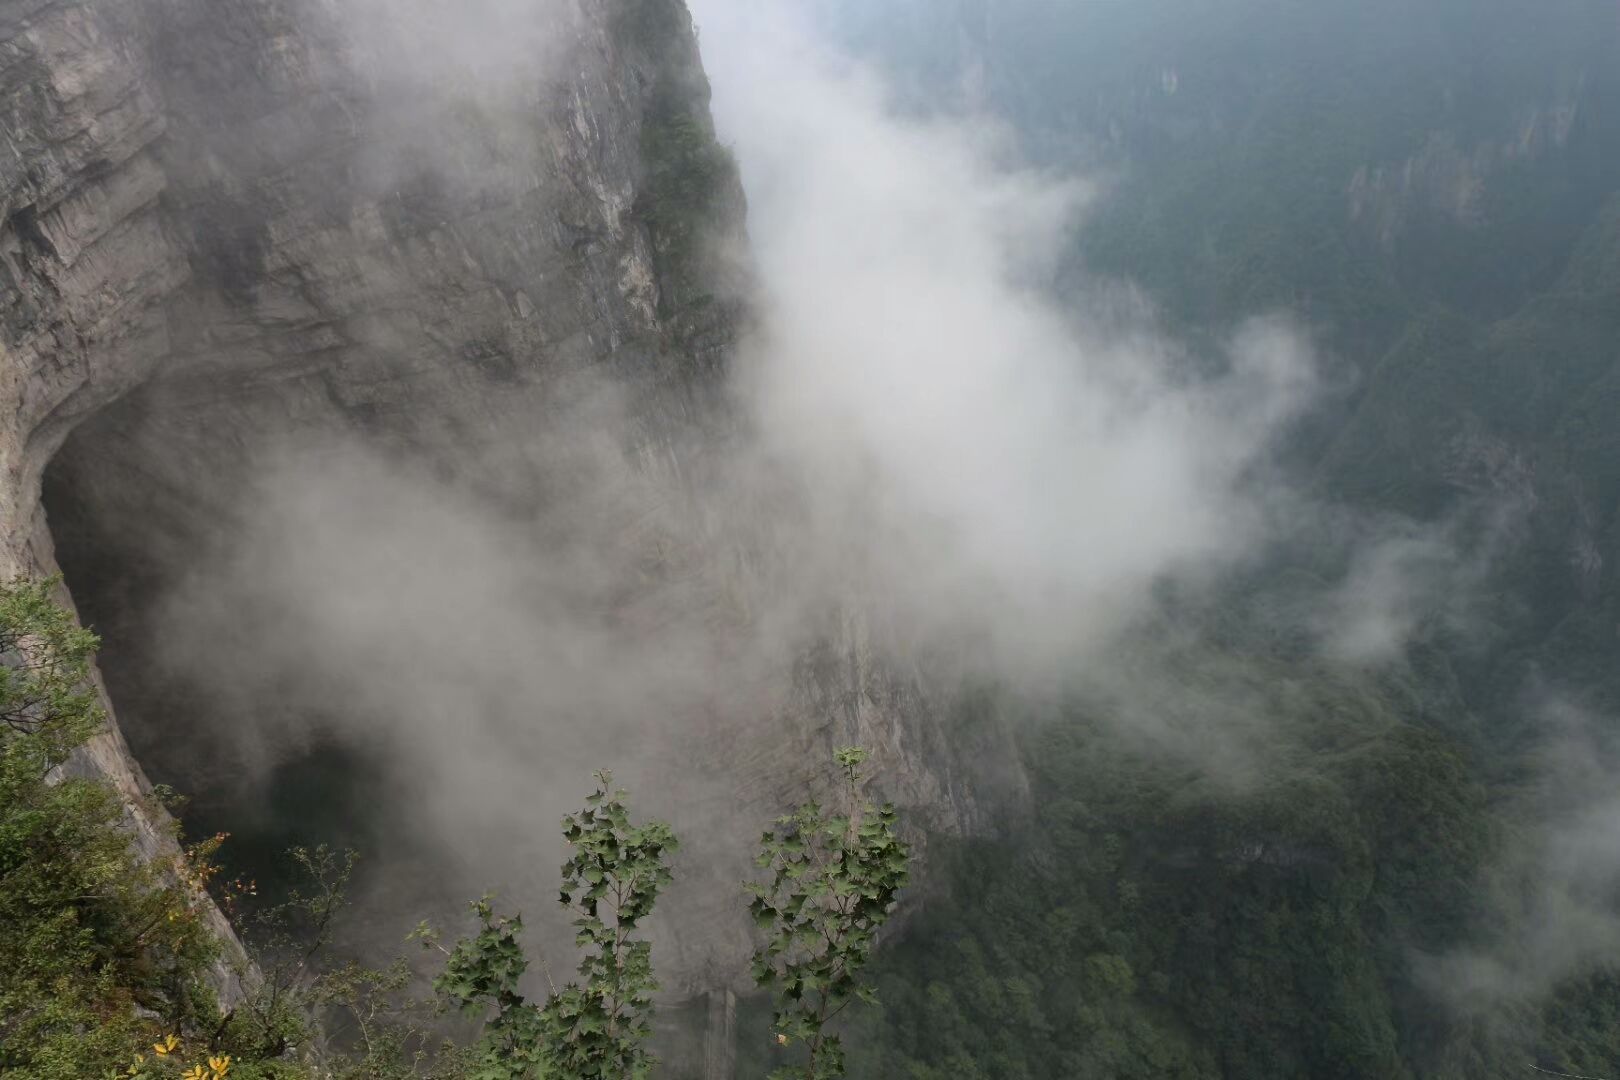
428 772 678 1079
221 845 357 1063
747 747 912 1080
211 844 461 1080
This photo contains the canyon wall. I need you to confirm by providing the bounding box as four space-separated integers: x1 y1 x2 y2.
0 0 1016 1033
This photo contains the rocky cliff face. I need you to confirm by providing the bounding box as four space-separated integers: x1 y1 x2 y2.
1 0 732 575
0 0 1013 1027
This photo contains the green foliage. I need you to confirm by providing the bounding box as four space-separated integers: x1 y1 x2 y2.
214 845 459 1079
755 669 1502 1080
608 0 690 54
636 93 739 322
306 957 465 1080
431 772 677 1079
0 577 225 1079
431 899 548 1080
0 574 103 750
230 845 355 1060
0 579 442 1080
747 747 911 1080
613 0 741 336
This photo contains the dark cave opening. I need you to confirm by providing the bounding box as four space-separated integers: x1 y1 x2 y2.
36 382 741 1070
39 391 398 908
38 394 746 1076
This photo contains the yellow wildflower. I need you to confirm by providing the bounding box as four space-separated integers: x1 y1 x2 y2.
208 1056 232 1077
183 1066 207 1080
153 1035 180 1057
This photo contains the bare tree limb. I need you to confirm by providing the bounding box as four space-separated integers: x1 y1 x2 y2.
1531 1065 1618 1080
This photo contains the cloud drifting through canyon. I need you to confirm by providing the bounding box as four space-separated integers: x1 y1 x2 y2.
154 0 1334 819
78 0 1344 980
692 0 1320 675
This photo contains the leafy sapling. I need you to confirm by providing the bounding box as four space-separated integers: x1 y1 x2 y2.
431 772 678 1080
747 747 912 1080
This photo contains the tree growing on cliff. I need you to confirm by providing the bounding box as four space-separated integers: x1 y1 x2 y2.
0 578 225 1078
747 747 912 1080
425 772 678 1080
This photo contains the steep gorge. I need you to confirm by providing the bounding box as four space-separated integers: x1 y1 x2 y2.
0 0 1013 1047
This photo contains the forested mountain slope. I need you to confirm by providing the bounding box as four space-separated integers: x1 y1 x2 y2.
743 3 1620 1077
